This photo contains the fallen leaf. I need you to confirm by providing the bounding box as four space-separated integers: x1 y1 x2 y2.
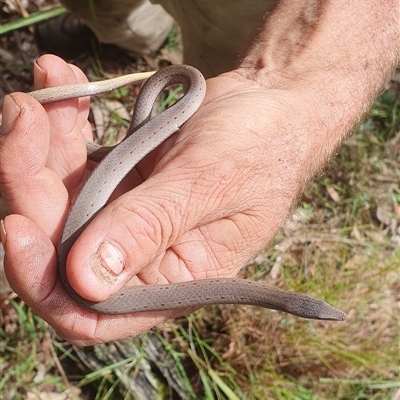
327 186 341 203
393 202 400 219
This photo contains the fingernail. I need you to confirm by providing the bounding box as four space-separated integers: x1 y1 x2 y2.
0 219 6 250
33 60 47 90
96 241 125 276
1 96 21 137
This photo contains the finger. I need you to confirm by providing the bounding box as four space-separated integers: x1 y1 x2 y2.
1 215 181 345
33 54 90 192
0 94 69 241
33 57 92 142
68 63 93 141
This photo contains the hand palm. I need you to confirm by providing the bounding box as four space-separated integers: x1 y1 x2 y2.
1 56 299 344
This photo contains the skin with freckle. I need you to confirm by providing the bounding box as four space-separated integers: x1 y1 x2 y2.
28 65 346 321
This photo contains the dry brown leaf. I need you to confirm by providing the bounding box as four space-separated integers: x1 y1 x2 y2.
326 186 341 203
305 263 316 277
376 204 393 225
270 258 281 279
352 224 362 241
393 202 400 219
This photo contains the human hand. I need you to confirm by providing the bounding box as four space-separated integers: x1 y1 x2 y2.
0 54 316 345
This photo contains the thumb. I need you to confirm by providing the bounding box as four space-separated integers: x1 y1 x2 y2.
65 167 202 302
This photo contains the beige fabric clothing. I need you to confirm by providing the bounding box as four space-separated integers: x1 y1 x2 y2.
153 0 276 76
60 0 174 56
61 0 277 77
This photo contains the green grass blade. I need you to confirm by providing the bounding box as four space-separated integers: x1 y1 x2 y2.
0 7 67 36
208 369 240 400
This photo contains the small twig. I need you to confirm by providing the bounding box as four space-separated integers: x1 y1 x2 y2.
14 0 32 33
48 336 71 388
15 0 29 18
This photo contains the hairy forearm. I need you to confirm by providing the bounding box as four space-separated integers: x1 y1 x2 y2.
239 0 400 175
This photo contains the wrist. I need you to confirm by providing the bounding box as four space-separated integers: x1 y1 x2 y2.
235 0 399 181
